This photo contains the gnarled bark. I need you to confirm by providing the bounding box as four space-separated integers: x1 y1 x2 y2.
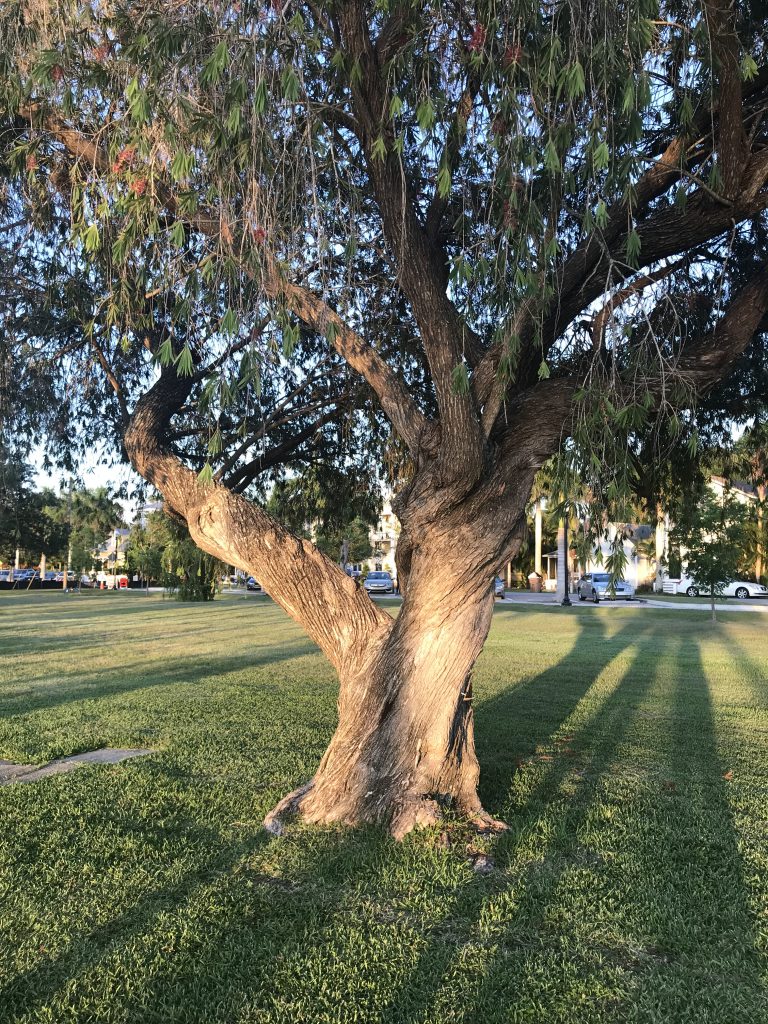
126 371 532 836
265 532 519 838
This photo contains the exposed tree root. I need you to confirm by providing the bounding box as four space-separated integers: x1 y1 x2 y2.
263 784 507 840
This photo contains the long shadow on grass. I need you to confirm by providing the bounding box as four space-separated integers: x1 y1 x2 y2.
0 818 273 1021
0 638 318 721
623 632 768 1021
377 625 664 1024
0 819 393 1023
475 611 655 816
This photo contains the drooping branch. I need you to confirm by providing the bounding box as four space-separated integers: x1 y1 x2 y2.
124 366 392 672
17 103 429 456
589 256 692 351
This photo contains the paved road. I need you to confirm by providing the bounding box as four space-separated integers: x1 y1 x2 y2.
126 585 768 613
498 592 768 613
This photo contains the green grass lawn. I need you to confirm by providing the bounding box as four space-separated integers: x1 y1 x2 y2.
1 591 767 1024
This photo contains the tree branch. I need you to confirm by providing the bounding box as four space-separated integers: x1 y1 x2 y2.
124 366 393 671
704 0 750 197
337 1 486 484
17 102 429 456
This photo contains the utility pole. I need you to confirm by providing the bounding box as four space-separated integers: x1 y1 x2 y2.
561 508 572 607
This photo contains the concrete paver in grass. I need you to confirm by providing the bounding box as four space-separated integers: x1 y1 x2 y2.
0 748 154 785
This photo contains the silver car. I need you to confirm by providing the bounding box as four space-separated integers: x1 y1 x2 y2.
364 571 394 595
577 572 635 602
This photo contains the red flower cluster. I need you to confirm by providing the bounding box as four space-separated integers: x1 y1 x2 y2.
111 146 136 174
468 25 486 52
129 178 147 196
504 44 523 66
92 42 111 62
25 154 38 171
253 226 267 244
50 65 64 83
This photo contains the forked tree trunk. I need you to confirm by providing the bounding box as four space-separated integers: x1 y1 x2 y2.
265 560 501 838
256 464 533 837
125 373 531 837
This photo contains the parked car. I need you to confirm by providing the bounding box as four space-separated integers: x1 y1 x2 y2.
683 579 768 600
494 577 505 598
577 573 635 602
364 571 394 595
246 577 261 591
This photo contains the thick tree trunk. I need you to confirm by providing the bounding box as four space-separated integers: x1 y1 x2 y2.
264 519 524 838
266 600 494 837
125 367 532 838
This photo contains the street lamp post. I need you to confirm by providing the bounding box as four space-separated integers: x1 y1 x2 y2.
561 506 572 607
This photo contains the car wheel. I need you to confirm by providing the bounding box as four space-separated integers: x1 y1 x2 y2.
578 592 586 601
735 587 749 600
686 586 699 597
592 589 599 604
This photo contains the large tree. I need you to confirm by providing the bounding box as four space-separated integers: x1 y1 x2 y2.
2 1 768 837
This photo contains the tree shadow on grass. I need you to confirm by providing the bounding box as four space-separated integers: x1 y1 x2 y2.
375 627 664 1024
620 634 768 1022
475 612 657 816
0 637 319 722
107 615 661 1024
380 625 766 1024
4 613 762 1023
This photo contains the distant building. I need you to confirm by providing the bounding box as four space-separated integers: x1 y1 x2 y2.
95 528 131 569
136 500 164 527
539 476 759 595
366 495 400 575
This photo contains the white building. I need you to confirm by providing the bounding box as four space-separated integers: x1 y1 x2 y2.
367 495 400 574
545 476 759 595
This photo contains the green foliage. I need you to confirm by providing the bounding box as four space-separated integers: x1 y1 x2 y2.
0 454 123 569
671 490 755 613
126 508 224 599
161 514 224 601
314 516 373 565
266 466 380 543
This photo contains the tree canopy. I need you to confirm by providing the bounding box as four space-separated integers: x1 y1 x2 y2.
3 1 768 835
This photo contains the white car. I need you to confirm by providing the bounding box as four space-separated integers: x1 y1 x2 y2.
684 579 768 600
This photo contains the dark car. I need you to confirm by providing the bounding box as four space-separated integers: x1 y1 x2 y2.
364 571 394 595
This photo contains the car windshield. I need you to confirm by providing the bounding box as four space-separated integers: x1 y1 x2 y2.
368 573 390 580
592 574 612 582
